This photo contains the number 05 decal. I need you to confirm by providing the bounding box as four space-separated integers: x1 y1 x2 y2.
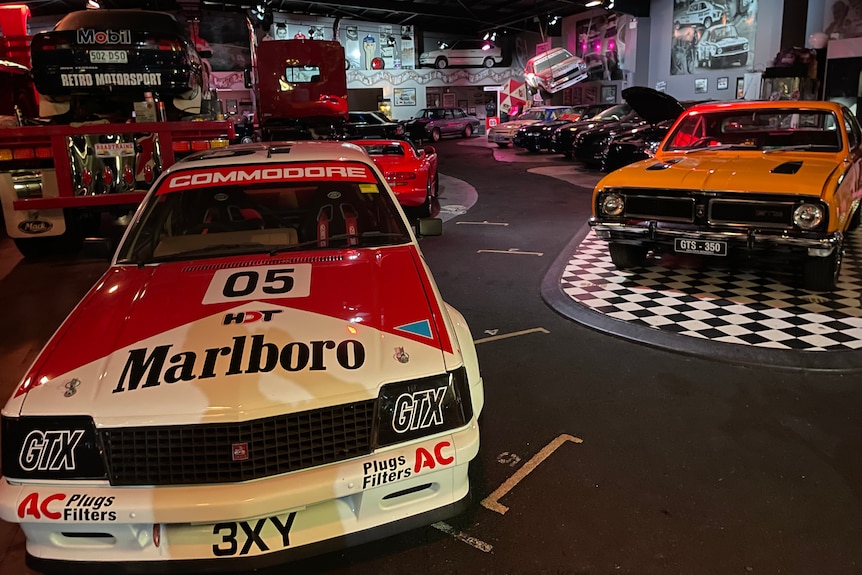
203 264 312 304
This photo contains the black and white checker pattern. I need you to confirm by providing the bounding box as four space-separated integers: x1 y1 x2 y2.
561 231 862 352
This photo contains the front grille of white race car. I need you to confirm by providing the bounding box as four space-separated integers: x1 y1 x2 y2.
101 399 376 486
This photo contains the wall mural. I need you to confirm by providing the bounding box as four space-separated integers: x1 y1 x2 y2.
824 0 862 39
670 0 757 76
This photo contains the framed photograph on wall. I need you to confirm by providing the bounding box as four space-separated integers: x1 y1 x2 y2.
736 77 745 99
393 87 416 106
717 76 729 90
695 78 708 94
601 84 617 103
458 99 468 110
443 92 456 108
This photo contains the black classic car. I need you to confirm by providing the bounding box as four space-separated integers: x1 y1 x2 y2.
603 88 706 172
549 103 634 159
346 110 405 138
572 105 647 167
512 104 609 152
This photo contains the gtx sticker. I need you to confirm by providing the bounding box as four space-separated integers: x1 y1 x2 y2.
113 336 366 393
212 513 297 556
76 29 131 44
391 386 447 433
19 430 84 472
163 164 374 193
60 72 163 87
17 493 116 521
362 441 454 488
203 265 311 304
223 309 283 325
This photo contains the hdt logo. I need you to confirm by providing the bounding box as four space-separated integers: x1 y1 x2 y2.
223 310 283 325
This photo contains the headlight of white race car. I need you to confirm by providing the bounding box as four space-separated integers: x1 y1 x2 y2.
377 367 473 447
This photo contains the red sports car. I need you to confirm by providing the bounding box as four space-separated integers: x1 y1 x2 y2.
356 138 439 217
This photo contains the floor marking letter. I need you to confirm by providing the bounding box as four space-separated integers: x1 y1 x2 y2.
481 434 583 515
456 221 509 226
432 522 493 552
477 248 544 256
474 327 549 345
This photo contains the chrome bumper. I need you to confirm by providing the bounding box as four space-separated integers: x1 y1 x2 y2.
589 219 842 258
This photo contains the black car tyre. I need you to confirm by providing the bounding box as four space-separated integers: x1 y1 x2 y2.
431 128 442 142
418 180 433 218
608 243 648 269
483 57 495 68
433 171 440 197
704 17 713 28
803 251 840 292
849 205 861 230
462 124 472 138
435 57 448 69
496 142 509 148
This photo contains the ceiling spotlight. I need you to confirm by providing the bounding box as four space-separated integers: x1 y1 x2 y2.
483 32 490 40
86 0 101 8
585 0 602 6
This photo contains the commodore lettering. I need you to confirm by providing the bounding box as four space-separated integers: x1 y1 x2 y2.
113 336 366 393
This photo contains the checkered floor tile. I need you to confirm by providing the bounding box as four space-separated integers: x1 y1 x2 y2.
561 230 862 352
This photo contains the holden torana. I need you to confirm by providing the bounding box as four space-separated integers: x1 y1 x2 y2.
590 100 862 291
0 141 483 573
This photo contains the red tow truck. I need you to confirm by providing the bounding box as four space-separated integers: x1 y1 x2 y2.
0 5 235 258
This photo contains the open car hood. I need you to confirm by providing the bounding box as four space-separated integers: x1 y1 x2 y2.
622 86 686 126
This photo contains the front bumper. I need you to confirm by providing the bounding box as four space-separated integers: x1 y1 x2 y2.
589 219 842 258
2 425 480 573
488 131 515 144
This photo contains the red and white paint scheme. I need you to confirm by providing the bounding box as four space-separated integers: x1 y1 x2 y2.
0 141 483 573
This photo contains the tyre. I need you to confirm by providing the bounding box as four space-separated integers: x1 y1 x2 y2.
496 142 509 148
433 171 440 197
608 243 648 269
849 205 861 230
430 128 441 142
704 17 713 28
802 251 840 291
482 57 495 68
415 181 433 218
435 57 448 69
462 124 472 138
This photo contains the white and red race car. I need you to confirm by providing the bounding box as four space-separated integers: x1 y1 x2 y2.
0 141 484 573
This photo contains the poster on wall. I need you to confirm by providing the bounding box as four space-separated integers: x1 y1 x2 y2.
670 1 757 76
401 26 415 69
574 13 622 81
379 26 396 69
824 0 862 39
344 26 361 70
198 9 252 72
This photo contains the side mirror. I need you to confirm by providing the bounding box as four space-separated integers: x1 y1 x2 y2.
416 217 443 237
82 237 114 260
243 68 252 89
199 49 213 59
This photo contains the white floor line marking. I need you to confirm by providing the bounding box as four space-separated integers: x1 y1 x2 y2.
456 221 510 226
477 249 544 256
432 521 494 553
473 327 549 344
481 434 583 515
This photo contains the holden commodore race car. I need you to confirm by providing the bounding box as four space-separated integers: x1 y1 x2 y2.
590 100 862 291
0 141 484 572
354 138 439 218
